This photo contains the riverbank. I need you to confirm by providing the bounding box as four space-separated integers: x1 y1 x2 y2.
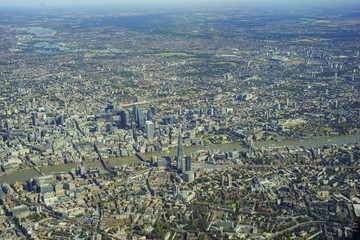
254 132 360 149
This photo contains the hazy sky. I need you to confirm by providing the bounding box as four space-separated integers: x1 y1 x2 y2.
1 0 359 9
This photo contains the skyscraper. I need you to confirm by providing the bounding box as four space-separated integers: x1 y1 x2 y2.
132 105 138 122
185 156 191 172
137 107 145 128
120 110 129 129
145 121 154 140
177 129 184 173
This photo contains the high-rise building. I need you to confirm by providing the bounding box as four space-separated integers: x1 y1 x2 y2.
185 156 191 172
177 130 184 173
60 113 65 125
106 123 113 134
182 155 186 173
120 110 129 129
145 121 154 140
150 106 156 116
137 107 145 128
31 114 36 126
5 120 10 132
66 120 72 130
175 185 179 197
132 105 138 122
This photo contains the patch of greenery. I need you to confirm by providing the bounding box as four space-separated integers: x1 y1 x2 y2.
147 221 171 239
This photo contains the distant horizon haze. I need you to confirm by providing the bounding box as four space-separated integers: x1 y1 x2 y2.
1 0 360 10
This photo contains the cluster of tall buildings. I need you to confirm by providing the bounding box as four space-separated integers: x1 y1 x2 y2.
132 105 155 140
93 103 156 140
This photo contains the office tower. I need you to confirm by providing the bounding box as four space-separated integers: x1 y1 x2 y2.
147 110 154 121
31 114 36 126
177 130 184 173
106 123 113 134
137 107 145 128
145 121 154 140
59 113 65 125
175 185 179 197
132 105 138 122
181 155 186 173
120 110 129 129
185 156 191 172
150 106 156 116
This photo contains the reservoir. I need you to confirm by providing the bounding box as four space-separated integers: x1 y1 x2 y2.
33 42 70 55
1 133 359 184
27 27 56 36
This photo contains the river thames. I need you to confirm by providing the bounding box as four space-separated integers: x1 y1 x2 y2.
1 133 359 184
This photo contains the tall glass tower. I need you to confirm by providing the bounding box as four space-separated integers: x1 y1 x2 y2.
145 121 154 140
177 129 184 173
137 107 145 128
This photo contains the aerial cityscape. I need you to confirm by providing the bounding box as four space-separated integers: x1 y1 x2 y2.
0 2 360 240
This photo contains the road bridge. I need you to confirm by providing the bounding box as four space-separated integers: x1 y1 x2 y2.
135 152 149 162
